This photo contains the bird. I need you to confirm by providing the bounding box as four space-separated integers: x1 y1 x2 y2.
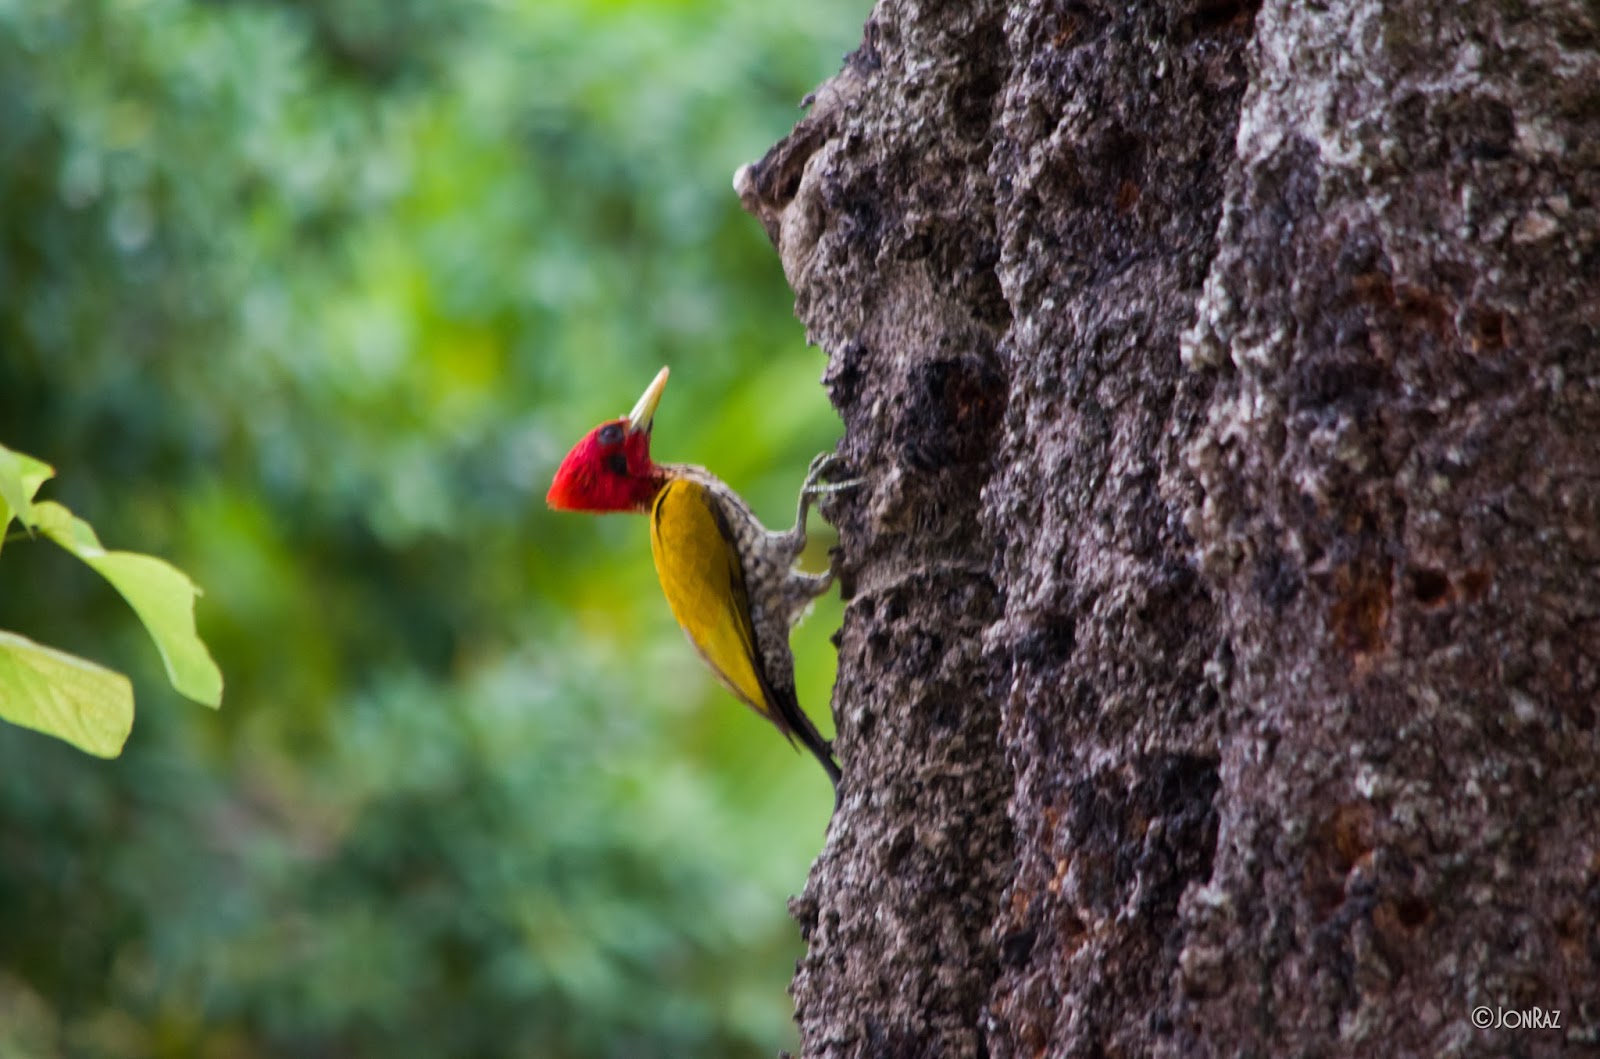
546 367 856 793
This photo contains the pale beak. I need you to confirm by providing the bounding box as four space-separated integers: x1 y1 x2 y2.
626 366 669 435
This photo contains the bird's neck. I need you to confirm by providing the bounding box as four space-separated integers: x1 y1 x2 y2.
652 464 761 527
655 463 721 492
624 465 672 513
629 463 719 513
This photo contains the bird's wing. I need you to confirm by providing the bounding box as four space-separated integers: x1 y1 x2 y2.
649 478 788 735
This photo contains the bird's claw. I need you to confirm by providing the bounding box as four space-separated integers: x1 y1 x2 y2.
803 452 862 497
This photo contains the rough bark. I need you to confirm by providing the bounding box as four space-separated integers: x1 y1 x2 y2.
739 1 1600 1056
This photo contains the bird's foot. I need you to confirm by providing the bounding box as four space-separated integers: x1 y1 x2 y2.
803 452 864 498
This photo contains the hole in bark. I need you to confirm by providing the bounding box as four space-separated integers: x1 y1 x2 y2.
1115 179 1140 214
1350 270 1396 306
1329 559 1392 656
1457 564 1494 601
742 124 830 213
1191 0 1262 34
898 355 1006 470
1556 904 1586 942
1397 286 1455 340
1407 567 1450 606
999 926 1037 967
883 594 906 622
823 338 869 409
1327 803 1376 870
1396 895 1431 928
1308 803 1377 917
950 21 1004 139
883 826 917 871
775 170 803 205
1024 610 1077 663
1099 128 1143 187
1445 96 1516 161
1466 306 1509 353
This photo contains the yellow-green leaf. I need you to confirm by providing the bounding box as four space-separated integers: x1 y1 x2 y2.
31 501 224 708
0 629 134 758
0 443 55 557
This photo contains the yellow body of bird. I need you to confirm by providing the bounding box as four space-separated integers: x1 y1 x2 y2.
650 478 771 718
647 471 840 787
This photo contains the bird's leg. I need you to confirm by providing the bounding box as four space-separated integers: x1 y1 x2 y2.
778 453 863 623
782 568 836 625
803 450 836 484
794 452 864 535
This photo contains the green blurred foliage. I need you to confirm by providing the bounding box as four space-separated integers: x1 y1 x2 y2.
0 0 864 1054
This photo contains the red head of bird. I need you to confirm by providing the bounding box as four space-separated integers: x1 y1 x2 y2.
546 367 670 513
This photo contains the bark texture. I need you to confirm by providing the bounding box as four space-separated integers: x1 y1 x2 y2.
738 1 1600 1056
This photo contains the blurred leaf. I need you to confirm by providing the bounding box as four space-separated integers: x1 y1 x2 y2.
0 444 54 555
0 629 133 758
31 501 223 708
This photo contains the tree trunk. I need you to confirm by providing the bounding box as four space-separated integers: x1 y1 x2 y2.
738 1 1600 1056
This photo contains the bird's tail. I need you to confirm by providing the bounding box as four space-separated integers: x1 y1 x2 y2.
771 684 842 801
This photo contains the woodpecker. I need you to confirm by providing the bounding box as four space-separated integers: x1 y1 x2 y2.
546 367 854 791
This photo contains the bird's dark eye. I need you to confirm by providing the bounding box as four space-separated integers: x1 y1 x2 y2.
598 423 624 446
605 453 628 475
